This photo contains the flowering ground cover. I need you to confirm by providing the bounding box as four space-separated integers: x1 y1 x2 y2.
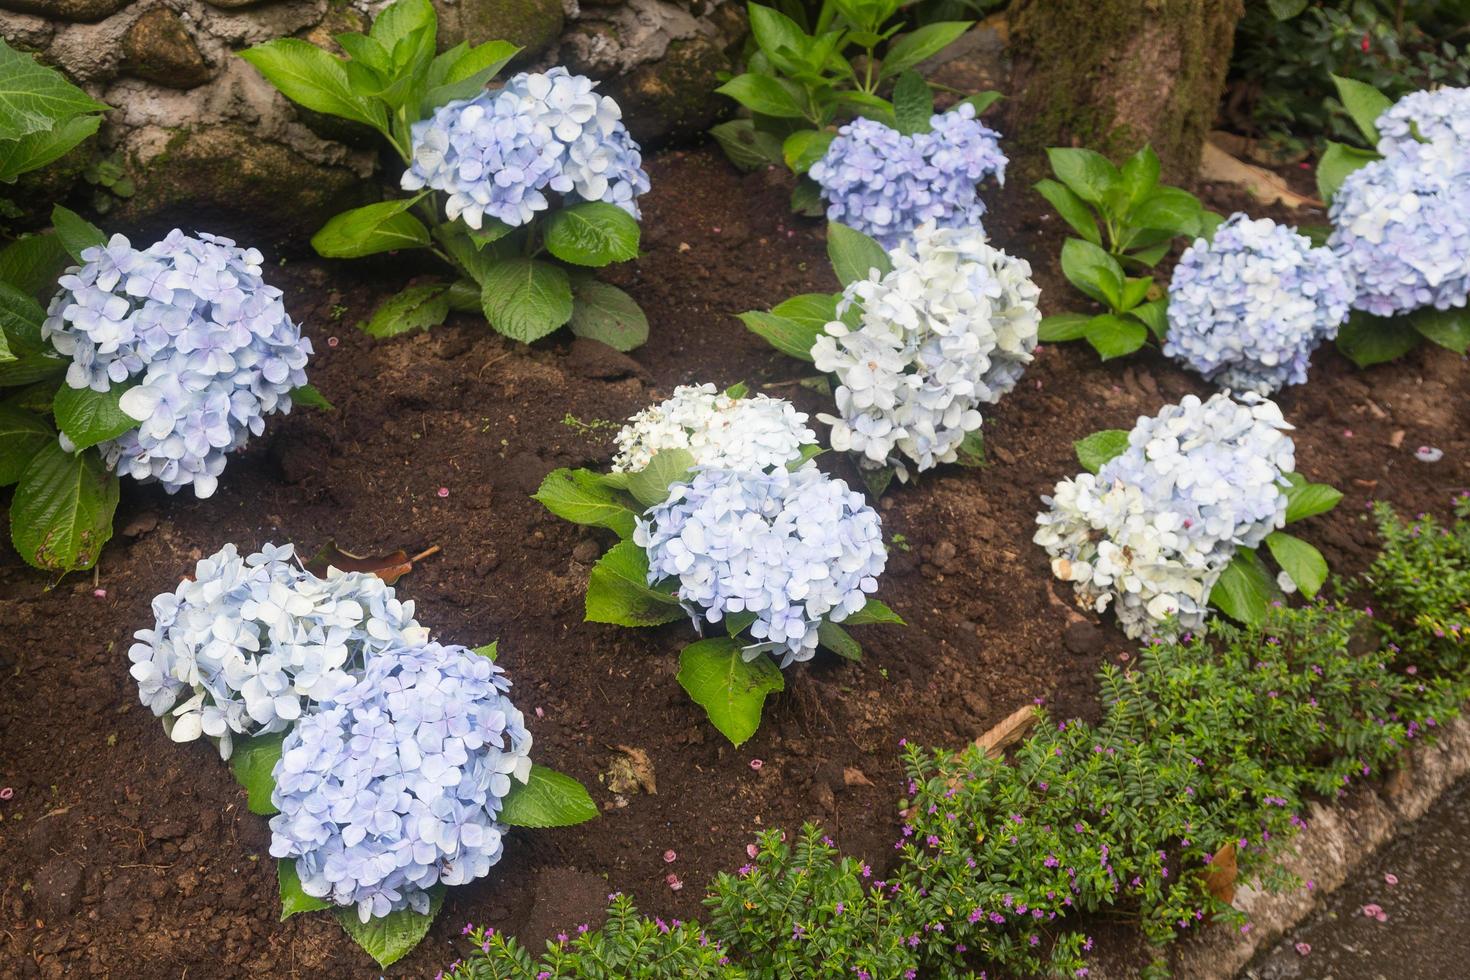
0 138 1467 977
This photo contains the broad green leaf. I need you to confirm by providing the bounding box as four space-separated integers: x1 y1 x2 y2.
737 310 821 362
1330 74 1393 145
0 39 108 141
1336 310 1420 368
544 202 640 267
1047 147 1120 205
827 221 891 286
361 283 449 338
955 427 984 467
1132 298 1169 340
878 22 971 79
585 539 684 627
1037 312 1092 342
1119 276 1152 311
1060 238 1125 309
677 638 784 746
1409 307 1470 354
748 3 812 75
1034 179 1100 245
709 119 785 172
423 39 520 111
1117 145 1161 211
791 176 825 216
1074 429 1130 474
781 129 835 174
725 609 759 637
1316 141 1381 205
312 199 430 258
0 352 65 387
1266 530 1328 598
1282 472 1343 523
370 0 436 53
957 91 1003 116
239 39 388 134
892 71 933 136
715 73 805 118
335 887 442 968
278 860 331 920
499 765 598 828
0 405 52 485
1131 186 1204 237
1209 549 1281 626
10 440 118 573
844 598 905 626
0 232 71 300
0 279 46 354
818 620 861 661
0 113 101 183
1268 0 1308 17
568 279 648 352
53 383 135 451
51 205 105 262
1084 313 1146 360
627 447 694 508
291 384 334 410
480 258 573 343
773 292 838 333
230 731 285 816
533 467 637 539
445 278 479 312
834 90 896 127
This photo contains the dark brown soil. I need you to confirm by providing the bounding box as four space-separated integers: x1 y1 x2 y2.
1 144 1467 979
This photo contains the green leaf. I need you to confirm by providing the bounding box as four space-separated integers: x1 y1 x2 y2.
1265 530 1328 598
445 278 479 312
1209 549 1281 626
957 91 1004 116
480 258 573 343
544 202 641 267
1074 429 1130 474
229 731 285 816
892 71 933 135
954 427 984 467
818 620 861 661
781 129 835 174
1060 238 1125 309
291 383 334 411
568 279 648 352
1084 313 1146 360
585 539 684 627
878 22 971 79
1282 472 1343 523
0 405 52 485
737 310 821 362
843 598 904 626
422 39 520 112
1118 145 1161 211
715 73 805 118
827 221 891 286
725 609 759 637
361 283 449 338
626 447 694 508
1316 141 1381 205
278 860 331 920
1034 179 1100 245
1268 0 1308 17
335 888 443 968
312 199 430 259
773 292 838 332
1336 310 1420 368
533 467 637 539
0 352 65 387
747 3 812 75
0 232 70 300
0 113 101 183
0 279 46 354
1131 186 1205 236
1119 276 1152 311
10 440 118 573
709 119 785 172
1330 74 1393 146
52 383 135 451
791 176 825 216
677 638 784 746
499 765 599 828
1046 147 1120 205
238 39 388 135
862 465 894 498
51 205 105 262
0 39 108 141
1132 298 1169 341
471 641 498 660
1409 307 1470 354
1037 312 1091 342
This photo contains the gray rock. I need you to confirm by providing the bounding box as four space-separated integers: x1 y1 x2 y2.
123 8 211 89
0 0 130 23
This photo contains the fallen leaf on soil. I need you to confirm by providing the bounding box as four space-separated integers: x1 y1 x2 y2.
843 767 873 787
1200 138 1320 210
304 541 440 584
976 705 1040 759
605 745 657 796
1204 842 1238 905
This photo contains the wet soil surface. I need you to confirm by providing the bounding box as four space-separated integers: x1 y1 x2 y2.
1 142 1468 978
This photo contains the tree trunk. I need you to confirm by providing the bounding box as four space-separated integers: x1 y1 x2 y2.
1007 0 1245 182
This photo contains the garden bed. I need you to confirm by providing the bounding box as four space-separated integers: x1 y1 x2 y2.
1 141 1467 978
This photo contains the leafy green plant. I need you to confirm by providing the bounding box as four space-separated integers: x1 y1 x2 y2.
0 39 107 195
1034 145 1221 360
241 0 649 350
1366 496 1470 681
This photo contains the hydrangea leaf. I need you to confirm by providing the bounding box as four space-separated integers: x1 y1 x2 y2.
585 540 684 627
1330 74 1393 145
1132 299 1168 341
790 176 825 216
1037 312 1091 342
0 280 46 356
861 465 894 498
53 383 136 451
567 279 648 352
772 292 839 333
738 310 820 363
0 352 66 387
677 638 784 746
1035 179 1101 246
747 3 811 74
278 859 331 920
878 22 971 80
708 119 784 172
844 598 905 626
291 384 334 411
892 71 934 136
544 202 640 268
781 129 834 174
1084 314 1146 360
827 222 892 287
0 232 71 301
230 731 285 816
471 641 497 660
10 440 117 573
1409 307 1470 355
334 886 443 968
714 73 805 119
423 40 519 113
239 39 389 135
361 284 449 338
1046 148 1120 205
1336 310 1421 368
499 764 598 828
311 199 431 259
626 447 695 508
955 428 985 468
0 39 108 140
50 206 106 263
1315 141 1381 205
817 620 862 661
1074 429 1130 474
480 258 573 344
1266 530 1328 598
1209 548 1281 626
957 90 1004 116
0 113 102 183
725 610 759 637
1281 472 1342 523
0 405 52 485
1131 186 1205 237
534 467 637 539
1061 239 1126 309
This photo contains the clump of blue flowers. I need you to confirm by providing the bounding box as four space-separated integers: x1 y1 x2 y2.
809 103 1006 249
1375 85 1470 155
269 640 533 922
635 466 887 667
402 66 650 230
42 231 312 498
1164 214 1354 394
127 543 426 759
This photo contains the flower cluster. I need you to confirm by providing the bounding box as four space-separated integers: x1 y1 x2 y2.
1035 394 1294 638
1375 85 1470 155
1164 214 1354 394
611 384 816 474
1328 136 1470 317
127 543 426 758
403 67 650 230
811 223 1040 479
42 231 311 498
635 466 886 666
809 104 1006 249
269 641 533 921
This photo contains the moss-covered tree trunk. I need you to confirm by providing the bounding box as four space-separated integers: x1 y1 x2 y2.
1007 0 1244 181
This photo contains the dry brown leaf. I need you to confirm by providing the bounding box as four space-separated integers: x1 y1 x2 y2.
1200 137 1320 211
843 767 874 787
606 745 657 796
1203 841 1238 905
305 541 439 584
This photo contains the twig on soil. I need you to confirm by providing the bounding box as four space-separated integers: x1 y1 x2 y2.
409 544 442 564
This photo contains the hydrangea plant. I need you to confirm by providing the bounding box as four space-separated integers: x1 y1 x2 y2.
1035 393 1342 638
535 383 901 745
1375 85 1470 154
242 0 651 350
742 221 1039 493
1164 213 1354 393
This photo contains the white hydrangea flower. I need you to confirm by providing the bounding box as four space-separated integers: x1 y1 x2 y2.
1375 86 1470 155
611 384 816 474
812 223 1040 480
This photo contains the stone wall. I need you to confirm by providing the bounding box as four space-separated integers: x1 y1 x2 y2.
0 0 745 239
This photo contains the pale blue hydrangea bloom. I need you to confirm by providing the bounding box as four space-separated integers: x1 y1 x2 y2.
1164 214 1354 394
1035 393 1294 638
402 66 650 230
611 384 815 474
809 103 1006 249
269 641 533 922
127 543 426 759
634 466 886 667
42 231 312 498
1375 86 1470 155
1328 137 1470 317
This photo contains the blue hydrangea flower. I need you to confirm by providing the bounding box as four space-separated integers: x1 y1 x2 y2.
1164 214 1354 394
127 543 426 759
402 66 650 230
42 231 312 498
1375 86 1470 155
809 103 1006 249
269 641 533 921
634 466 886 667
1328 138 1470 317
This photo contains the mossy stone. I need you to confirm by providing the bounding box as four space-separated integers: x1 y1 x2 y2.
435 0 563 62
